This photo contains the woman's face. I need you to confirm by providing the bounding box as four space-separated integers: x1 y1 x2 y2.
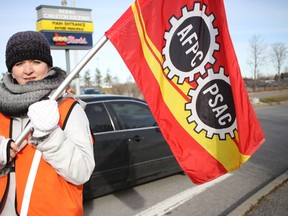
11 60 50 85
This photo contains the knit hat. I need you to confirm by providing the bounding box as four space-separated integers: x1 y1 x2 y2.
5 31 53 72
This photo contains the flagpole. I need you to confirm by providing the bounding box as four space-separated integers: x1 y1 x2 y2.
15 35 108 148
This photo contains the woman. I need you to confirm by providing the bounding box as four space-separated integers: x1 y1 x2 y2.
0 31 95 215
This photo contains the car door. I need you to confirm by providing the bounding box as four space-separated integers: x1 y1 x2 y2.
107 100 180 186
83 102 130 199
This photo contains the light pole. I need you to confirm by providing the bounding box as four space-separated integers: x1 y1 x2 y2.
60 0 80 94
70 0 81 95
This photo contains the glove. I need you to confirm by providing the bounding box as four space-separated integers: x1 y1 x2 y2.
28 100 60 138
0 136 11 165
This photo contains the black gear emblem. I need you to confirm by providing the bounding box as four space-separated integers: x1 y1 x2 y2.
163 3 219 84
185 67 237 140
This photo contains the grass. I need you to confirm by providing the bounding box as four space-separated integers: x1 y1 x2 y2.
260 94 288 103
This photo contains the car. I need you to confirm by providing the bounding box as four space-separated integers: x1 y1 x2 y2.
80 87 103 95
78 94 182 200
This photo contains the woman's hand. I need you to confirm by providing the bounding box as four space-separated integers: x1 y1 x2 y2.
9 141 19 163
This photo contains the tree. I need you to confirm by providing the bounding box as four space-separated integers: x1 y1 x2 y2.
83 69 92 87
247 34 266 90
0 72 4 81
95 68 103 88
271 42 288 82
112 76 120 85
103 69 113 88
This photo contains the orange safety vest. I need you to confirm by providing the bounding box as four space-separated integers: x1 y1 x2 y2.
0 98 84 216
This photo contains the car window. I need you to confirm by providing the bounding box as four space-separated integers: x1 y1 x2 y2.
85 103 114 133
109 101 156 129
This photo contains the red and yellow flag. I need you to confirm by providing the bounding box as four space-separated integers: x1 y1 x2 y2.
105 0 265 183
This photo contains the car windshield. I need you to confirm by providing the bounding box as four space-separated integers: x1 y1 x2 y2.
86 89 100 94
81 88 102 94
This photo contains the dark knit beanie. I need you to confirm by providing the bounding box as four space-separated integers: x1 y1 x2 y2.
5 31 53 72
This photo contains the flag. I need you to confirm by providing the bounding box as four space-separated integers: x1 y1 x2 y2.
105 0 265 184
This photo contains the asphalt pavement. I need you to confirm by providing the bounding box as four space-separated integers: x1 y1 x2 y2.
244 178 288 216
228 92 288 216
228 170 288 216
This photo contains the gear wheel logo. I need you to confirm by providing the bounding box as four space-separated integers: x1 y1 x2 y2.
163 3 219 84
185 67 237 140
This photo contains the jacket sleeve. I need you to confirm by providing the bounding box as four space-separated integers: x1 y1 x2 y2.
0 136 12 168
36 103 95 185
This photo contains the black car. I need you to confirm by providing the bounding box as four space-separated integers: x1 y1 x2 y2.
80 87 103 95
78 94 182 200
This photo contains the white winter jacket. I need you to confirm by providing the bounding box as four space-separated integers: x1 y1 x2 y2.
0 100 95 215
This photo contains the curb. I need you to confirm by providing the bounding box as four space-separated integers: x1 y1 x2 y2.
227 170 288 216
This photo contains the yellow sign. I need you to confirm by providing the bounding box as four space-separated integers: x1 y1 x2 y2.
36 20 93 32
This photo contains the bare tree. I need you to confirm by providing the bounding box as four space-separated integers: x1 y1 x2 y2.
61 0 67 6
83 70 92 87
103 69 113 88
247 34 266 90
271 42 288 82
95 68 102 88
111 83 142 98
0 72 4 81
112 76 120 84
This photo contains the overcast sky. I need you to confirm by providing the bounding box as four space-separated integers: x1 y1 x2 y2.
0 0 287 82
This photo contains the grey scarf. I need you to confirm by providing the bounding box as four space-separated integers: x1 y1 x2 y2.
0 67 66 117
